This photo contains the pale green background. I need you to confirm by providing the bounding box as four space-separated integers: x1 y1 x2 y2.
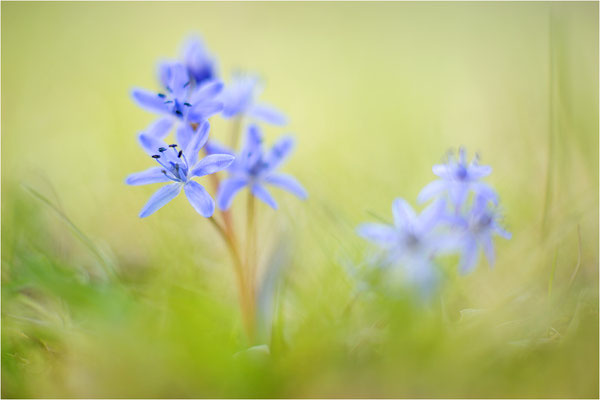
2 2 598 398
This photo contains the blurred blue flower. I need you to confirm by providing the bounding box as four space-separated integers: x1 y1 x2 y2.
451 194 511 274
126 121 235 218
216 124 307 210
131 63 224 145
182 37 218 85
358 198 448 263
418 147 498 209
357 198 450 288
220 74 287 125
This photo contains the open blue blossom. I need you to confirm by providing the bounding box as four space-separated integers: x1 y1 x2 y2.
131 63 224 145
357 198 449 287
215 124 307 210
418 147 498 209
126 121 235 218
451 195 512 274
357 199 448 264
182 37 218 86
220 74 287 125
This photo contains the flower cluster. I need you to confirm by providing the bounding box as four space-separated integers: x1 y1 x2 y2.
126 37 306 218
358 148 511 289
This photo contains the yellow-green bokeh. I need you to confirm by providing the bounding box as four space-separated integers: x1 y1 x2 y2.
2 2 598 398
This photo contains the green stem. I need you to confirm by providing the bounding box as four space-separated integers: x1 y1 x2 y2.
208 216 253 339
245 192 257 341
229 115 243 149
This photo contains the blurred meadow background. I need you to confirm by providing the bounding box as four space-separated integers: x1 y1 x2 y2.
1 1 598 398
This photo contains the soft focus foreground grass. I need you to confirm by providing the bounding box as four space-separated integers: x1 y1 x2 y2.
1 2 598 398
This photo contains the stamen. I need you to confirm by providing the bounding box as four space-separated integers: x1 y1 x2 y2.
157 93 166 98
175 110 183 116
169 144 177 148
158 147 167 152
183 81 190 88
178 150 183 158
183 102 192 107
164 100 173 104
152 155 160 159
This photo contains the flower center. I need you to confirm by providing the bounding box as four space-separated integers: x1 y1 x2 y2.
158 83 192 119
456 165 468 180
404 232 421 250
471 213 493 233
152 144 189 182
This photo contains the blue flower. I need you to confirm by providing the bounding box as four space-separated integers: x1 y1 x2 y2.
418 147 498 209
357 198 448 289
131 62 224 145
215 124 307 210
182 37 219 85
450 195 511 274
126 121 235 218
220 74 287 125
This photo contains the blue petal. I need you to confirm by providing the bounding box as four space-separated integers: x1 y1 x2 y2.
252 184 277 209
221 75 258 118
184 181 215 217
144 118 174 140
471 192 494 215
417 198 446 233
138 132 167 156
217 177 249 210
183 120 210 166
240 124 264 169
481 235 495 267
264 173 307 199
205 139 235 156
139 183 182 218
165 63 190 98
468 164 492 179
191 154 235 177
249 103 287 126
459 238 479 274
357 223 397 246
188 101 223 122
131 88 170 115
264 136 294 172
417 180 447 204
158 61 178 89
125 167 170 186
432 164 452 179
190 80 224 103
471 182 498 205
450 183 469 208
183 38 217 84
176 124 194 151
392 198 417 229
495 225 512 240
